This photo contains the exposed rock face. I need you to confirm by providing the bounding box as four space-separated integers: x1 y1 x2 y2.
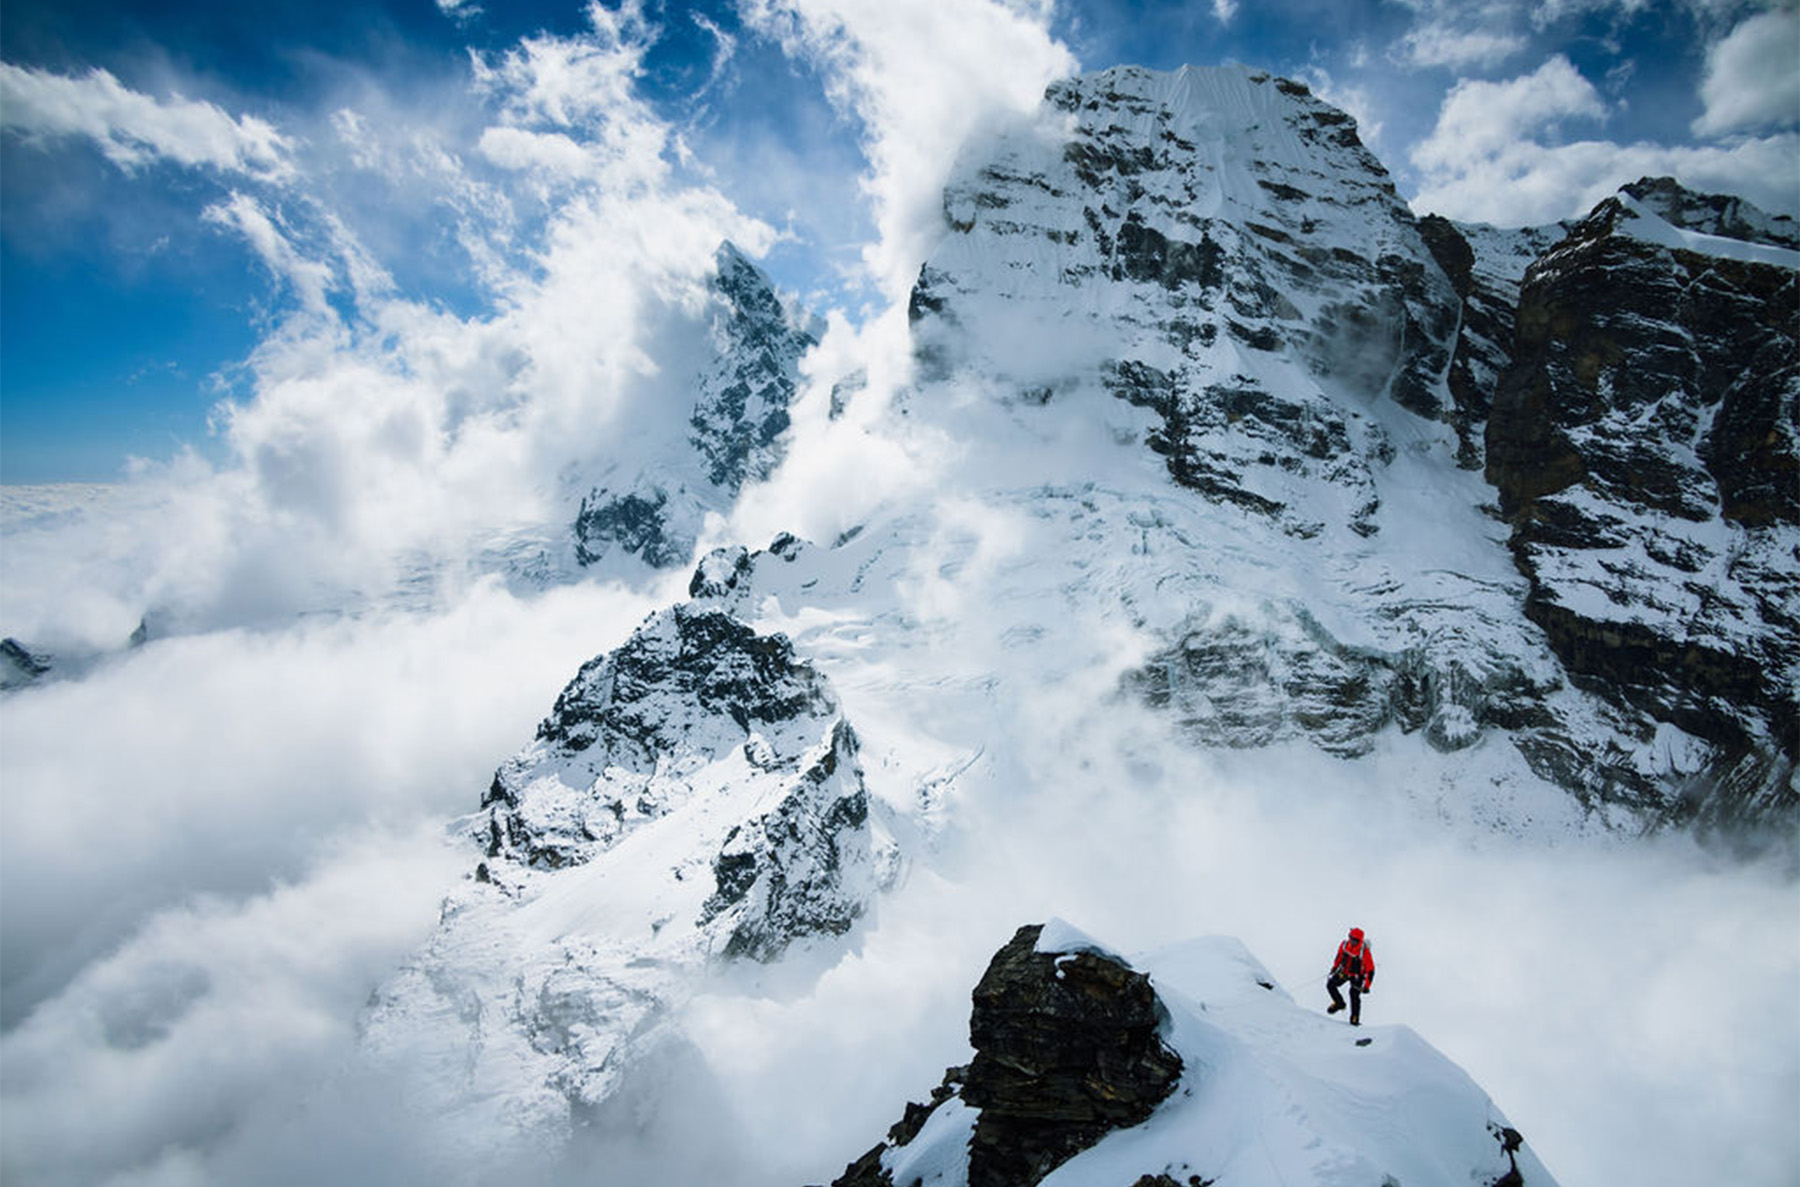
573 241 817 571
1125 605 1557 759
910 66 1459 542
831 923 1182 1187
1418 215 1564 468
0 638 52 690
363 602 895 1149
1485 179 1799 828
964 924 1185 1187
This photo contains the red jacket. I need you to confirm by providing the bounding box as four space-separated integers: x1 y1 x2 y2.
1333 938 1374 987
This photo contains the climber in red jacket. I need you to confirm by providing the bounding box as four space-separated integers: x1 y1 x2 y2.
1326 927 1375 1025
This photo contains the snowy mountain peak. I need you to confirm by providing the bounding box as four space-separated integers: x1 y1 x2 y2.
832 922 1557 1187
362 602 896 1147
1617 175 1800 251
915 63 1457 428
571 244 817 572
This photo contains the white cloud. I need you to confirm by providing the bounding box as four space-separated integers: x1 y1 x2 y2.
739 0 1077 302
0 64 292 181
1412 55 1607 170
0 828 463 1186
1407 45 1800 225
1213 0 1240 24
1413 128 1800 224
1694 6 1800 136
203 192 337 317
1531 0 1653 27
1398 23 1530 68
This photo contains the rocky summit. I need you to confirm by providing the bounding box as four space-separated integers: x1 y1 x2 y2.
361 602 897 1149
828 922 1555 1187
571 241 819 573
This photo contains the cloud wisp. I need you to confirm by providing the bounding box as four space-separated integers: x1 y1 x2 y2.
0 63 294 181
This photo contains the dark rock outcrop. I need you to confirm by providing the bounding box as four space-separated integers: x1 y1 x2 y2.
964 925 1185 1187
829 923 1183 1187
1484 179 1799 829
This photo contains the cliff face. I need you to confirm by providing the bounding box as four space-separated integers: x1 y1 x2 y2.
1485 181 1799 827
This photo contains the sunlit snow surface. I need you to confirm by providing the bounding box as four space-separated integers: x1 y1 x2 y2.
886 924 1556 1187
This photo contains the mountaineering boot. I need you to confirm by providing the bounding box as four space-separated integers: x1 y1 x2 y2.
1327 1002 1343 1015
1350 1015 1360 1026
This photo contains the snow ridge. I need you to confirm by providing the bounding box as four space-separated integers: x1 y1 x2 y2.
836 923 1557 1187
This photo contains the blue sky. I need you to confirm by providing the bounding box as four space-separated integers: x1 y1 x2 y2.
2 0 1795 482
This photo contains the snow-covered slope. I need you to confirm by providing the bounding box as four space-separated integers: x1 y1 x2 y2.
836 921 1556 1187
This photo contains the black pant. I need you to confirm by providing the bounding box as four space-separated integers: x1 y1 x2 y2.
1327 974 1363 1021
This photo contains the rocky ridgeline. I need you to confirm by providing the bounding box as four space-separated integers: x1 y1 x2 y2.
362 601 895 1142
832 924 1184 1187
1485 179 1798 827
572 241 818 570
826 923 1551 1187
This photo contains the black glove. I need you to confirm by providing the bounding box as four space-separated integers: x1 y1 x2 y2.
1361 982 1372 994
